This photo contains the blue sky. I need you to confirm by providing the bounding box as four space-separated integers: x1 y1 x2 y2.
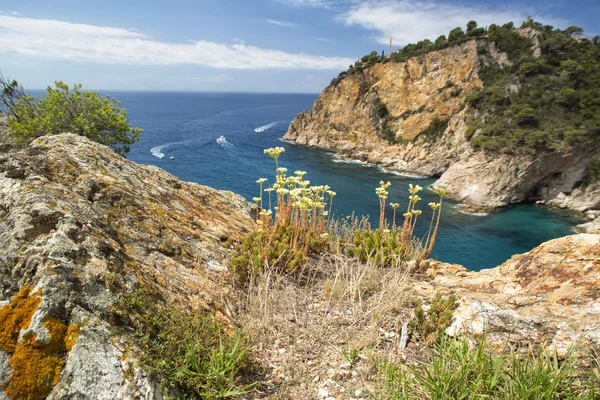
0 0 598 93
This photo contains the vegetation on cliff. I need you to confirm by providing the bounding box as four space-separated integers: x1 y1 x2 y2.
468 22 600 156
329 19 600 166
0 75 142 154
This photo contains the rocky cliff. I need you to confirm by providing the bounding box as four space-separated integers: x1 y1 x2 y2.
0 133 599 398
283 39 600 213
0 133 255 399
426 232 600 358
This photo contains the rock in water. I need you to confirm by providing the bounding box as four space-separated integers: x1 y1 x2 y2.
0 133 255 399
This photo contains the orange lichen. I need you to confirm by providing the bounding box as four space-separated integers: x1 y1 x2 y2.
65 324 80 352
4 317 79 400
0 287 81 400
0 286 42 353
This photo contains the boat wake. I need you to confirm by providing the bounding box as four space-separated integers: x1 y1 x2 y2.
254 121 280 133
150 144 169 159
150 139 197 158
216 136 233 148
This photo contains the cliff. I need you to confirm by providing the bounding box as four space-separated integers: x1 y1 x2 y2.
0 133 598 398
284 38 600 213
0 133 255 399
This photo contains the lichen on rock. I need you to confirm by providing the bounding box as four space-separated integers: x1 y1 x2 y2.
0 133 256 399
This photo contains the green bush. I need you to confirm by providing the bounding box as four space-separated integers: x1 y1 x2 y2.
464 125 477 140
119 291 256 399
448 27 467 43
468 22 600 155
8 81 142 154
409 292 457 345
415 117 450 142
515 107 538 127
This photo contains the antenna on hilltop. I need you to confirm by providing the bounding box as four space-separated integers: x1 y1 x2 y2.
389 36 392 57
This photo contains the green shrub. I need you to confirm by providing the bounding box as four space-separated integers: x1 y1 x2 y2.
8 81 142 154
229 147 332 282
515 107 538 127
448 27 467 43
409 292 457 345
372 103 389 119
119 291 256 399
229 223 327 283
415 117 450 142
464 125 477 140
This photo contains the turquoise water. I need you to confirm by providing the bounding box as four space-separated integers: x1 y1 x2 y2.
114 91 581 271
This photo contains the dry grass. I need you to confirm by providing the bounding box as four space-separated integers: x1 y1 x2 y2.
237 248 424 399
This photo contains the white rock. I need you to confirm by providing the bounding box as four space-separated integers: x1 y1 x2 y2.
318 387 329 398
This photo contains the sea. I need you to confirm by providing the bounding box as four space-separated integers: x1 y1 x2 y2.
107 91 581 271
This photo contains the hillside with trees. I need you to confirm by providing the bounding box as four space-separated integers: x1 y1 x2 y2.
330 19 600 159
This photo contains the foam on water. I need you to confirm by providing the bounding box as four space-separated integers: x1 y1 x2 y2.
377 166 429 179
150 144 168 159
216 136 233 148
331 154 370 166
332 154 428 179
150 140 195 158
254 121 279 132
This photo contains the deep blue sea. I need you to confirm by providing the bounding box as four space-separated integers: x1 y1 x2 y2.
108 91 580 271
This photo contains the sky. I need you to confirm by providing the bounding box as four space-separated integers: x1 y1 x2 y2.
0 0 598 93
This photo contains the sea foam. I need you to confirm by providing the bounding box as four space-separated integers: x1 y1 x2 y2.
254 121 279 132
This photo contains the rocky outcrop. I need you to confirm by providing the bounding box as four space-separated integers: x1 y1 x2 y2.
424 233 600 358
283 39 600 213
0 134 255 399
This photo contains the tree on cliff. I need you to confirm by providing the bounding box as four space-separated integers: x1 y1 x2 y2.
0 72 28 120
2 78 142 155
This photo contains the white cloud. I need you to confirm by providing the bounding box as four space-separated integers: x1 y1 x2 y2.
266 18 297 27
0 15 353 70
276 0 333 8
339 0 564 45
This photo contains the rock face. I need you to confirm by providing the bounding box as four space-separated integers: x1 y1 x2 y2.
283 40 600 213
0 133 255 399
425 233 600 358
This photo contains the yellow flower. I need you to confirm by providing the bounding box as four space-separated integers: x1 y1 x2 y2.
433 186 448 197
264 147 285 158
